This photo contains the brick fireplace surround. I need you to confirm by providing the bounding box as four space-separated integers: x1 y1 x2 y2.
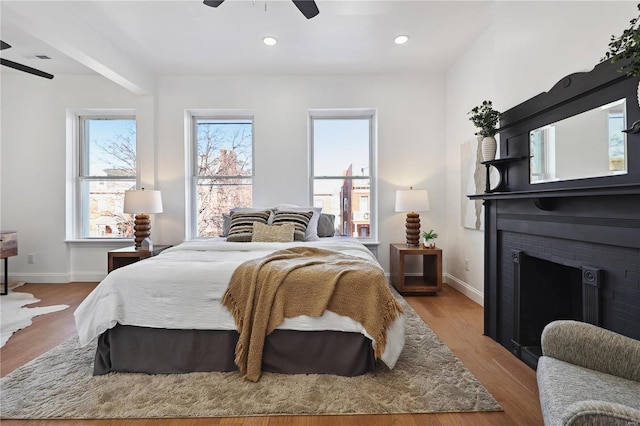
492 195 639 368
470 59 640 368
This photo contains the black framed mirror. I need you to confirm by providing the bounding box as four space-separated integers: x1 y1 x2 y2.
497 58 640 193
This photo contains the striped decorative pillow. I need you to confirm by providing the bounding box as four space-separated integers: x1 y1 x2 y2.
271 210 313 241
226 211 271 242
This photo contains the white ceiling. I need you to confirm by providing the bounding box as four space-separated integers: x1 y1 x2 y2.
1 1 492 86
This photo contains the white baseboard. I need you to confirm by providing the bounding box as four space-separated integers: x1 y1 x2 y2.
8 272 482 304
71 272 106 283
444 273 484 306
6 272 105 284
385 272 484 307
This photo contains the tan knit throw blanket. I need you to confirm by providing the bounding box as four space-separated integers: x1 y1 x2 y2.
222 246 404 382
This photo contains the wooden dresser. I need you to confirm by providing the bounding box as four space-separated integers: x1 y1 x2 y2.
1 231 18 295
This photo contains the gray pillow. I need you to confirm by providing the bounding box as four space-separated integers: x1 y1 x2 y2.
318 213 336 237
222 213 231 237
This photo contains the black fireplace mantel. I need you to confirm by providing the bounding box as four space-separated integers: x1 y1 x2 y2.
469 182 640 201
470 60 640 367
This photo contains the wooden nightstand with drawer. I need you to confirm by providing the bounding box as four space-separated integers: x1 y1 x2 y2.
107 245 172 273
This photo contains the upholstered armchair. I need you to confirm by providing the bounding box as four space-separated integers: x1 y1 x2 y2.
537 320 640 426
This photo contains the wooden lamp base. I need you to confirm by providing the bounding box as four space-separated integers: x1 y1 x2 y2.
405 212 421 247
133 214 151 248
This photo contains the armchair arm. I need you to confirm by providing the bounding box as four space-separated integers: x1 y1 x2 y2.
563 400 640 426
541 320 640 382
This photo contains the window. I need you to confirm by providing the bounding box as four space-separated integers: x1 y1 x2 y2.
189 115 253 237
530 125 556 183
607 110 626 172
310 110 376 241
70 113 137 239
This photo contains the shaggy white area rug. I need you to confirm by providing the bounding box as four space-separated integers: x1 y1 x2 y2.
0 283 69 347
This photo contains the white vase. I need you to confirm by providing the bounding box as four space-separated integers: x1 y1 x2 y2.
481 136 497 161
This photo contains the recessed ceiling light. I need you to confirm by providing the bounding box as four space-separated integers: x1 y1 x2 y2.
394 35 409 45
263 36 277 46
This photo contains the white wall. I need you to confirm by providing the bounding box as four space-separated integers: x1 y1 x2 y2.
443 1 637 304
2 1 636 292
1 72 446 281
0 75 147 282
155 73 447 274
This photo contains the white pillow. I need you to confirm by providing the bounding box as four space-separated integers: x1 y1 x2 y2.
274 204 321 241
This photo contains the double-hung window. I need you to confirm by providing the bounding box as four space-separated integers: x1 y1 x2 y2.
190 115 254 237
74 113 137 238
310 109 377 241
607 102 626 172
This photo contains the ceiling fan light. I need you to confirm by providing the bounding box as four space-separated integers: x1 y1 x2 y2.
394 35 409 45
262 36 278 46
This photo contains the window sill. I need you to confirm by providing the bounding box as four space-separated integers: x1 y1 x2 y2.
65 238 134 245
361 241 380 246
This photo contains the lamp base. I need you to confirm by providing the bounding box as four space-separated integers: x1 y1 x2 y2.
133 214 151 248
405 212 421 247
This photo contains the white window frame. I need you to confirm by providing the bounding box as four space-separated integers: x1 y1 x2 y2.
309 108 378 242
65 109 137 242
184 109 255 240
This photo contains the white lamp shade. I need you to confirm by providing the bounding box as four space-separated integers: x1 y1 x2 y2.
395 189 429 213
123 189 163 214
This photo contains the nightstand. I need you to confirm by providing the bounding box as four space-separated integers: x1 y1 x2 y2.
390 243 442 295
1 231 17 295
107 245 172 273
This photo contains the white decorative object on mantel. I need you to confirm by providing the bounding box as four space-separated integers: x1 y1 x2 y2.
481 136 497 161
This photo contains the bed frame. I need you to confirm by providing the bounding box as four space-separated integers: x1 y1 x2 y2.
94 324 376 376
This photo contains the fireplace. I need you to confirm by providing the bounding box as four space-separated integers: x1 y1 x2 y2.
473 198 640 369
511 251 600 368
468 59 640 368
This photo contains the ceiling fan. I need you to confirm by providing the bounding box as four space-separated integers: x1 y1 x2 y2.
0 40 54 80
204 0 319 19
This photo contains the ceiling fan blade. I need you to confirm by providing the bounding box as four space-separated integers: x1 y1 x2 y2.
1 40 11 50
0 58 54 79
203 0 225 7
292 0 319 19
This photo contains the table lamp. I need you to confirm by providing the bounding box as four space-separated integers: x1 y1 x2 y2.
123 188 163 248
395 187 430 247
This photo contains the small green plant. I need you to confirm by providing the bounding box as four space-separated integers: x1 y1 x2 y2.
422 229 438 242
468 100 500 137
602 3 640 77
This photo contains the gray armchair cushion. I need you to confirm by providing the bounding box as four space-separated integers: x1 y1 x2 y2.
537 356 640 426
538 320 640 426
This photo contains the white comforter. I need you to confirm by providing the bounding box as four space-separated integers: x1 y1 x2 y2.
74 238 405 369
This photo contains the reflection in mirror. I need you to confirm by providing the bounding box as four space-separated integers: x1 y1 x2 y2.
530 98 628 184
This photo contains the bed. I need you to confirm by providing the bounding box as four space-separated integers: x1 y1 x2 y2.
74 237 405 380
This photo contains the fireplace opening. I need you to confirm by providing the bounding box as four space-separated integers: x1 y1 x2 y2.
513 252 583 367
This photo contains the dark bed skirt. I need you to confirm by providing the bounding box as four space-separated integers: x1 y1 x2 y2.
94 324 376 376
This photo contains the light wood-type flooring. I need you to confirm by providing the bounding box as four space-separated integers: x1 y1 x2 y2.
1 282 544 425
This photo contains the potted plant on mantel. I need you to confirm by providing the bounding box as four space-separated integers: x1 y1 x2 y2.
602 3 640 78
468 100 501 161
422 229 438 249
602 3 640 115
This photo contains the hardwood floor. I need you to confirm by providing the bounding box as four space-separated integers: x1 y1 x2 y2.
0 282 544 425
